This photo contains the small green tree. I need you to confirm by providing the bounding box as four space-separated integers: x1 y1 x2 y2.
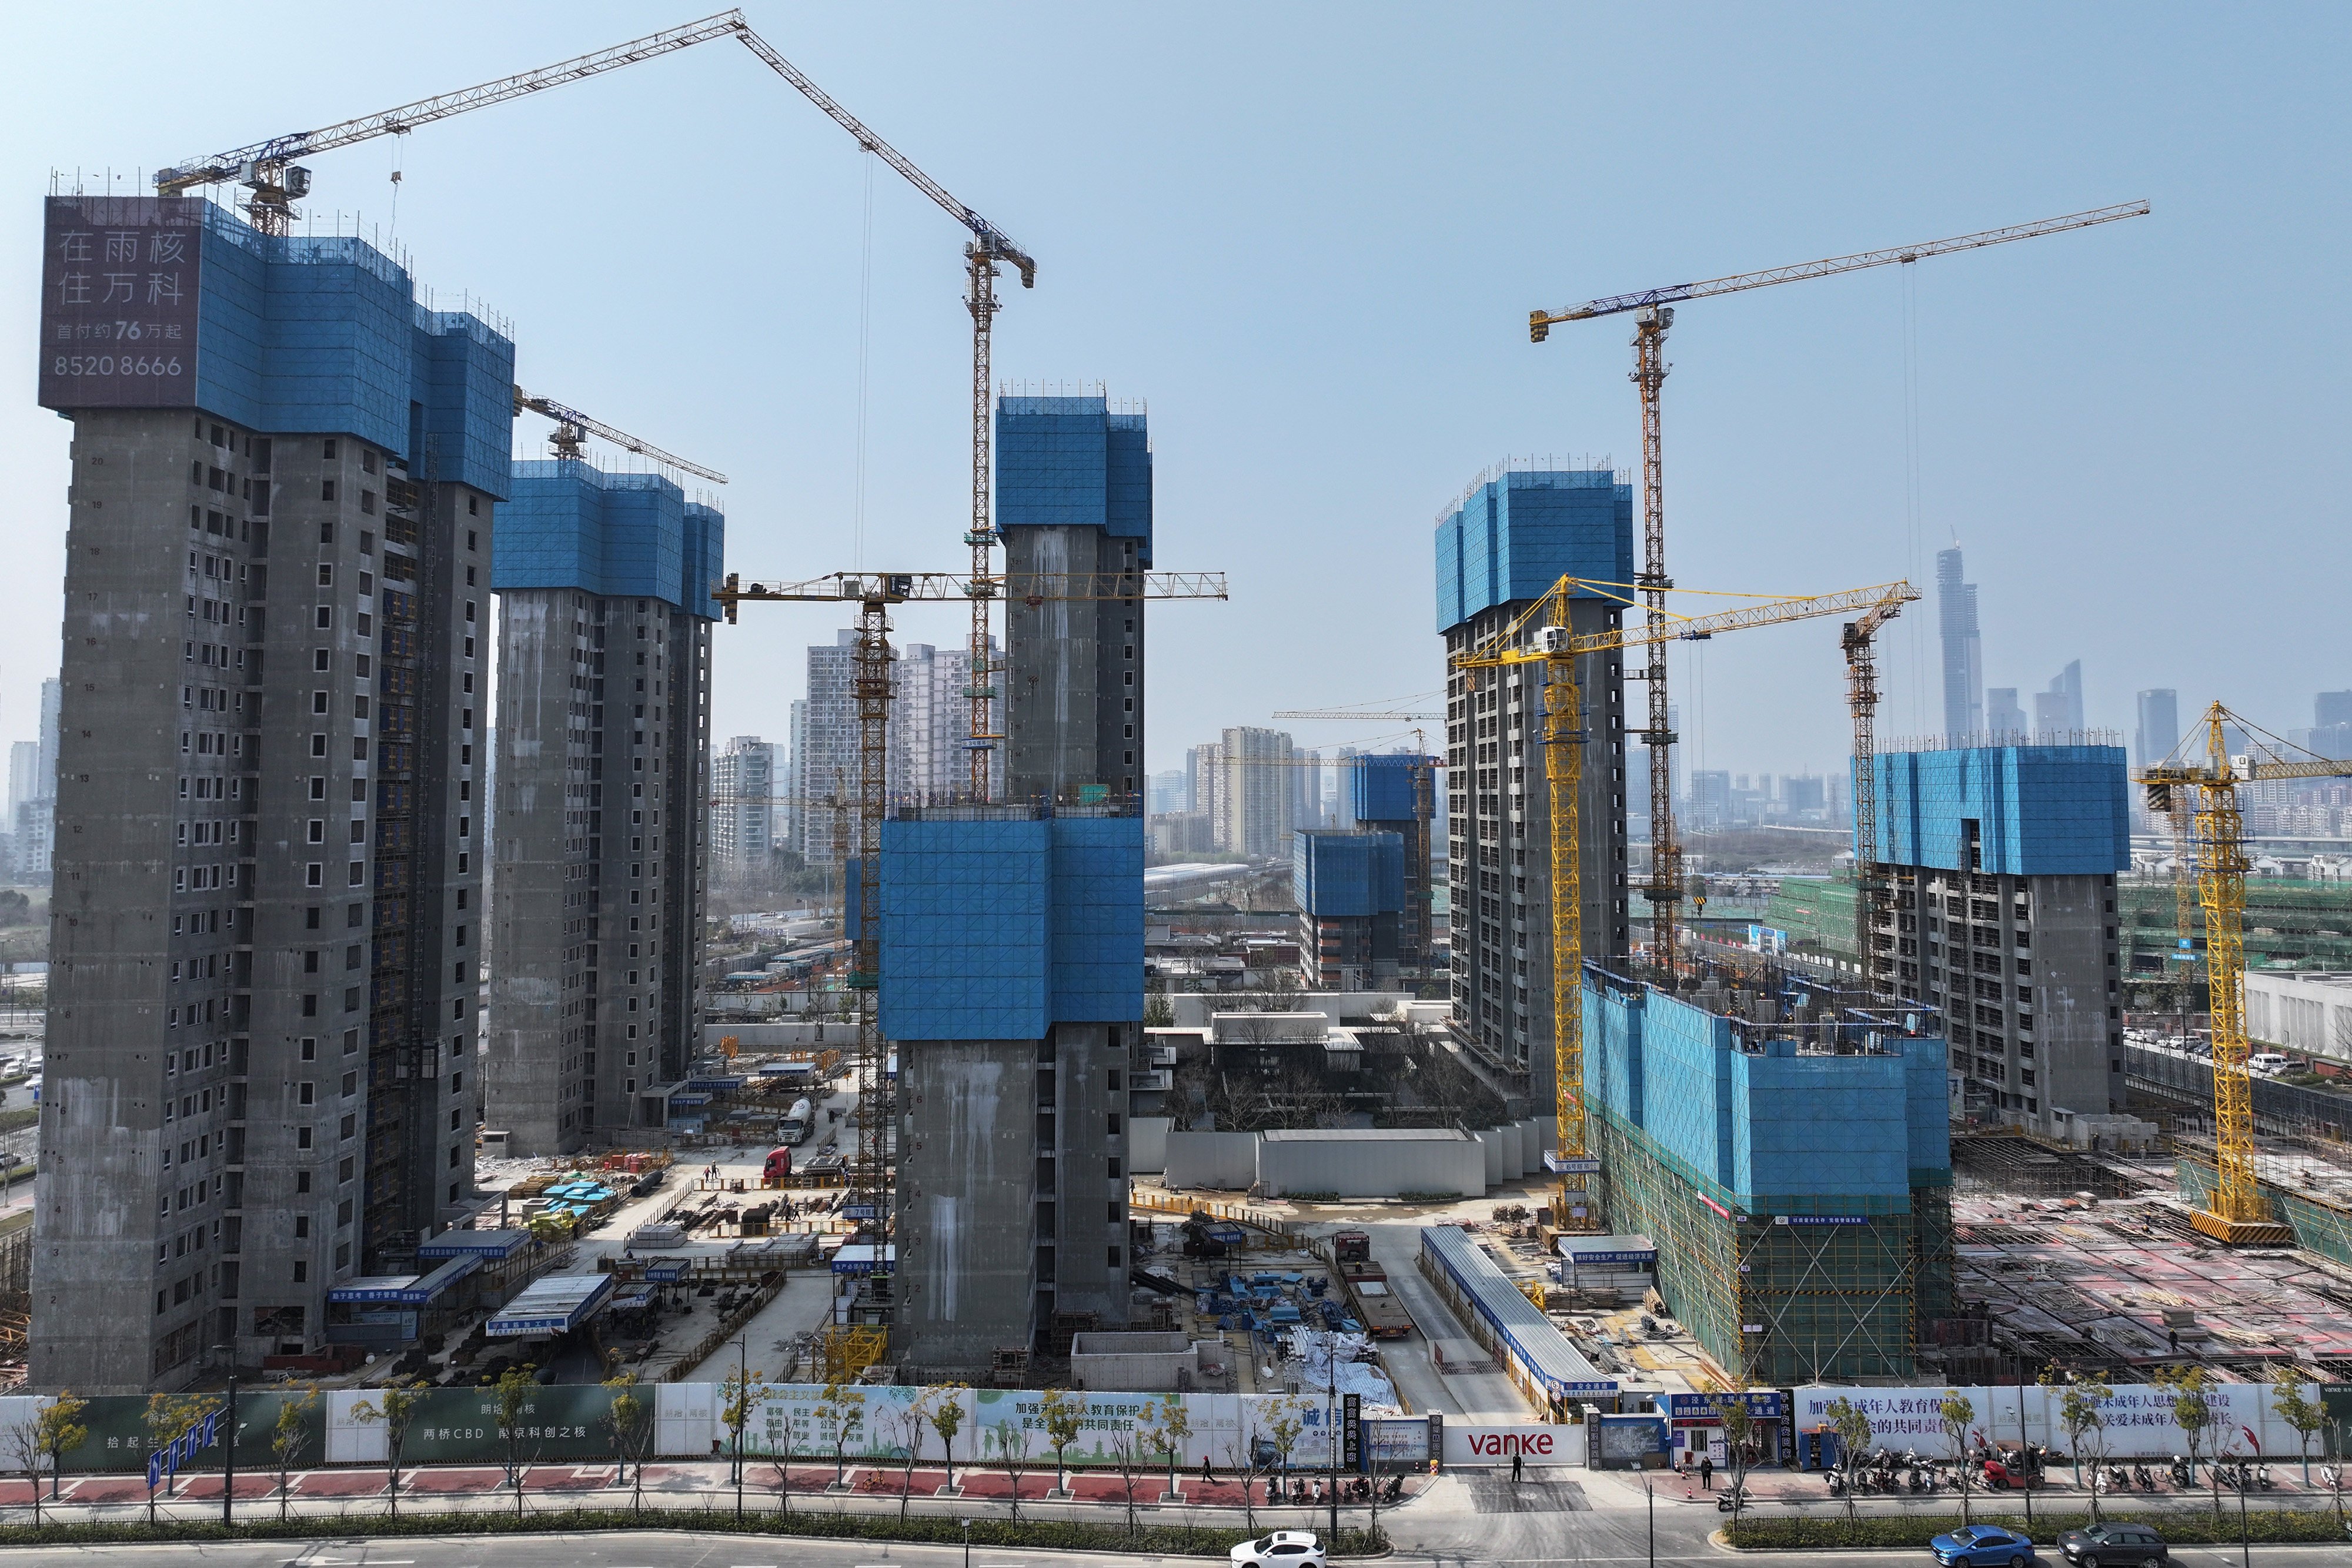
489 1366 537 1518
268 1385 320 1521
139 1392 222 1523
1708 1388 1758 1520
2053 1372 2112 1514
2270 1366 2326 1485
814 1378 866 1496
1038 1388 1085 1496
1933 1390 1975 1526
603 1379 653 1512
1153 1393 1193 1501
2156 1365 2218 1517
930 1383 969 1495
14 1390 88 1522
1264 1395 1307 1497
349 1378 429 1518
1827 1396 1879 1530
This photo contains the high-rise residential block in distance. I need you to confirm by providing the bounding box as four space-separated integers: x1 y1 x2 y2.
2033 660 2085 736
1936 547 1983 742
1216 727 1294 856
33 195 507 1389
1867 742 2130 1137
1435 466 1632 1085
797 631 860 867
486 460 719 1156
997 394 1150 803
2135 689 2179 770
2310 692 2352 761
784 698 808 856
713 735 776 880
1293 827 1406 987
891 640 1001 804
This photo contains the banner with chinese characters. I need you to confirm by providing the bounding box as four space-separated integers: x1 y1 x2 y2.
1792 1382 2327 1461
38 196 205 411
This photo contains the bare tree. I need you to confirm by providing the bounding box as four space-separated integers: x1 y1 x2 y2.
986 1418 1033 1521
1108 1424 1145 1534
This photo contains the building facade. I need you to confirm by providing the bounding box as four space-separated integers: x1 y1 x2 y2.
1292 828 1406 987
1436 467 1633 1090
2135 688 2179 771
796 631 859 867
1215 727 1294 857
1867 743 2130 1136
713 735 776 880
2033 661 2085 736
997 394 1150 804
34 196 505 1389
486 459 719 1156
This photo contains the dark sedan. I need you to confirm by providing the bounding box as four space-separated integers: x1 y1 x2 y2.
2057 1522 2167 1567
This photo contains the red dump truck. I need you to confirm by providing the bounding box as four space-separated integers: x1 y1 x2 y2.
1329 1237 1412 1338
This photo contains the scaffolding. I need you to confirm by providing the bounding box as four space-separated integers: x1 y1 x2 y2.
1590 1108 1925 1386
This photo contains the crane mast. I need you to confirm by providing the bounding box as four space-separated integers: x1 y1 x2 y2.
1526 202 2147 988
2139 704 2351 1244
1837 586 1922 989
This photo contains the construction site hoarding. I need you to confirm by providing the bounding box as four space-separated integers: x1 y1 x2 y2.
1792 1381 2329 1462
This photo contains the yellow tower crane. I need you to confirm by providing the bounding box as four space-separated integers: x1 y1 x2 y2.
1452 576 1917 1232
2137 703 2352 1245
1526 202 2148 984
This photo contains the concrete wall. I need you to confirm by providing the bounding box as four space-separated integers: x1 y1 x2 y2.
1164 1130 1258 1190
1069 1330 1217 1392
2244 971 2352 1064
896 1041 1037 1373
1255 1131 1484 1198
1129 1115 1171 1173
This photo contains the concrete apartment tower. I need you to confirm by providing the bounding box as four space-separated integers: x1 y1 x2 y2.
32 195 506 1389
2034 660 2085 737
1867 742 2130 1136
1215 727 1294 856
713 735 776 882
797 631 859 868
1935 546 1983 743
486 461 719 1155
886 393 1151 1375
1435 467 1632 1086
998 394 1149 803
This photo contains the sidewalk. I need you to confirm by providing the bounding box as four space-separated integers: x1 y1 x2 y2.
0 1458 1433 1529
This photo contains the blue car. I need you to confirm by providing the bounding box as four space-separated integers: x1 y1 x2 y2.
1931 1524 2037 1566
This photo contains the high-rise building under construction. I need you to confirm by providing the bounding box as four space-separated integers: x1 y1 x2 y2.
889 393 1149 1374
485 460 720 1155
32 196 506 1388
1436 466 1633 1089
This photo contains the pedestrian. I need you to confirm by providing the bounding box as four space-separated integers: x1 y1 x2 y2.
1700 1453 1714 1492
1511 1450 1523 1484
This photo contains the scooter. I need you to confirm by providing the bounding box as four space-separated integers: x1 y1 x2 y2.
1379 1474 1404 1503
2171 1455 2194 1487
2106 1463 2130 1492
2133 1463 2157 1491
1715 1481 1749 1513
2256 1465 2275 1492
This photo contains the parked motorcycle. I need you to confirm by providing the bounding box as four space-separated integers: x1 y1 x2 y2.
2133 1463 2157 1491
1715 1481 1749 1513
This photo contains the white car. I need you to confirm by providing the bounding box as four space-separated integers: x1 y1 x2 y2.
1231 1531 1325 1568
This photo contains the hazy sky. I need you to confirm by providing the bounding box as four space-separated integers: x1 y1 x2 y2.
4 4 2346 783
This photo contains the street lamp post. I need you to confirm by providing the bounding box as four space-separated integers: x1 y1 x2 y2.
212 1343 239 1526
1645 1475 1655 1568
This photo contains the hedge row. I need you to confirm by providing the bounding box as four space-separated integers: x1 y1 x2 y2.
1726 1507 2351 1550
0 1505 1388 1555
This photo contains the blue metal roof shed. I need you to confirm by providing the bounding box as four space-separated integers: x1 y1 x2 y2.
486 1273 614 1337
1420 1225 1618 1404
417 1229 534 1261
326 1254 482 1306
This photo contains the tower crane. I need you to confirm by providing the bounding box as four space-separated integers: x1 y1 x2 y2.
1527 201 2148 985
1453 576 1918 1234
715 567 1226 1345
156 8 1035 800
1272 710 1441 723
1840 584 1924 991
512 386 728 484
2138 704 2352 1244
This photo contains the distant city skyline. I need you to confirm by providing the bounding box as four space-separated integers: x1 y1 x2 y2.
0 6 2346 780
